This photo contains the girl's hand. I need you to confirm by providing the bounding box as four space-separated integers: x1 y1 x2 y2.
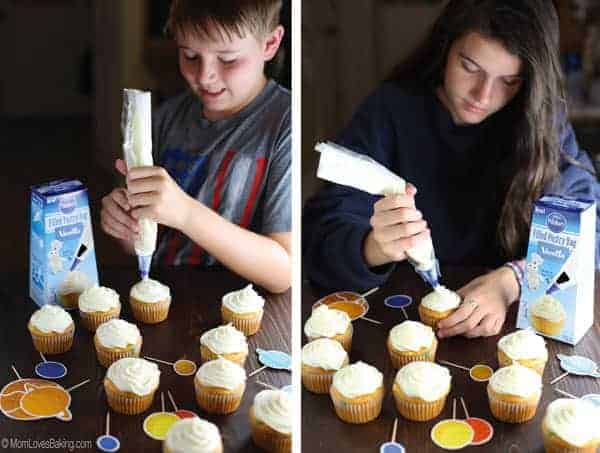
437 266 519 338
363 184 431 267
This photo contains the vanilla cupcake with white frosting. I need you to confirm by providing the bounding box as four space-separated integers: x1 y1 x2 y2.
542 398 600 452
221 284 265 335
28 304 75 354
387 320 438 368
56 270 93 309
487 363 542 423
330 361 384 424
304 304 353 351
94 319 142 367
301 338 349 393
129 278 171 324
393 361 451 421
163 417 223 453
530 295 566 336
104 357 160 414
194 357 246 414
200 324 249 366
249 389 292 453
78 285 121 331
498 329 548 375
418 286 461 328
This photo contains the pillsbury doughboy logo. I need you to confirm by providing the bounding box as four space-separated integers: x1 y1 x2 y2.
58 195 76 214
547 212 567 233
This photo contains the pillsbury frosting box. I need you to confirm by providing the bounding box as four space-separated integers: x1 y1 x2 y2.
517 195 596 345
29 179 99 307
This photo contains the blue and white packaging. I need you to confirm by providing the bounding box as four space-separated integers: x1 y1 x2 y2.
29 179 99 307
516 195 596 345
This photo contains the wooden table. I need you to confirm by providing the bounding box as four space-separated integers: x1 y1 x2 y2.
0 267 290 452
302 264 600 452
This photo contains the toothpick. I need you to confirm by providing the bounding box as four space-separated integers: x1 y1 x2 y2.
161 392 165 412
439 360 470 371
401 307 408 320
391 417 398 442
360 316 383 325
11 365 21 380
452 398 456 419
167 390 178 411
554 388 577 399
40 352 47 363
550 371 569 385
256 380 277 390
249 365 267 377
460 397 470 419
67 378 91 392
144 356 174 366
106 412 110 436
361 287 379 299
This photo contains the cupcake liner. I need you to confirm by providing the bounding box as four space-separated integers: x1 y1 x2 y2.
307 324 353 352
130 296 170 324
199 345 247 367
488 387 540 423
249 407 291 453
29 323 74 355
418 305 453 329
194 381 245 414
79 305 121 332
497 349 546 375
301 368 335 394
387 338 437 369
94 335 142 368
392 383 447 421
329 386 383 424
56 292 80 310
221 306 263 336
104 378 155 415
530 314 565 337
542 420 599 453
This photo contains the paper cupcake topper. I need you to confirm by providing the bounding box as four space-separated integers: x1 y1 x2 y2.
142 393 180 441
384 295 412 309
459 397 493 446
313 291 370 320
438 360 494 382
143 356 197 377
257 349 292 370
35 352 67 380
556 354 600 378
380 418 405 453
167 390 198 419
96 412 120 452
582 394 600 408
431 398 474 450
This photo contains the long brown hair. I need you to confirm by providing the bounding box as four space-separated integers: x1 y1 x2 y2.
390 0 566 259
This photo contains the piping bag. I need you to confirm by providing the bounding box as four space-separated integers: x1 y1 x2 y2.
315 141 441 288
122 89 157 279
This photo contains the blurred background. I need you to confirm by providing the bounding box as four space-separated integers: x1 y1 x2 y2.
0 0 291 273
302 0 600 203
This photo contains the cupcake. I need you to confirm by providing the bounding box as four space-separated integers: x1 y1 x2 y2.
221 284 265 335
301 338 349 394
78 285 121 331
487 363 542 423
194 357 246 414
129 278 171 324
55 270 93 310
392 361 451 421
329 361 384 424
104 357 160 415
387 320 437 368
163 417 223 453
304 304 353 351
249 389 292 453
418 286 461 328
542 398 600 453
28 304 75 354
497 329 548 375
94 319 142 367
199 324 248 366
530 295 566 336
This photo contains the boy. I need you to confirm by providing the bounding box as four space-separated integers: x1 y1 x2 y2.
100 0 291 293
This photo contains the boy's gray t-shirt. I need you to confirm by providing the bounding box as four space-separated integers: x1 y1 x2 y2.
151 79 291 266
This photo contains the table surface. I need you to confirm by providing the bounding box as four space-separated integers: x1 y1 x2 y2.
302 264 600 453
0 267 290 453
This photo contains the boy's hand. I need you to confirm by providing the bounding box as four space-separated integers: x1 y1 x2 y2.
437 266 520 339
100 186 140 243
363 184 430 267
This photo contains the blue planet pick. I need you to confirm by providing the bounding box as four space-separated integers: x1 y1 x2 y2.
384 295 413 309
380 442 405 453
256 349 292 370
581 394 600 408
557 354 600 378
97 412 120 452
35 353 67 379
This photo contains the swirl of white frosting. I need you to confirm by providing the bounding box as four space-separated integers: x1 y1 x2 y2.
421 286 461 311
332 361 383 398
78 285 120 313
531 295 566 322
304 305 351 338
30 304 73 333
195 357 246 390
302 338 348 370
544 398 600 447
57 271 92 295
96 319 141 349
130 278 170 303
253 390 292 435
498 329 548 361
200 324 248 355
164 418 222 453
222 284 265 314
394 361 451 401
106 357 160 396
489 364 542 398
389 321 435 352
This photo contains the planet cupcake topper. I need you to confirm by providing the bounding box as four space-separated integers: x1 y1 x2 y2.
438 360 494 383
143 356 197 377
312 288 382 324
35 352 67 380
458 397 494 446
379 417 406 453
142 392 180 441
166 390 198 419
384 295 412 320
554 388 600 409
553 354 600 383
430 398 475 450
249 348 292 377
96 411 120 452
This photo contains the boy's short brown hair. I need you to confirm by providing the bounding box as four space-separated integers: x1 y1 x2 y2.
165 0 283 41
